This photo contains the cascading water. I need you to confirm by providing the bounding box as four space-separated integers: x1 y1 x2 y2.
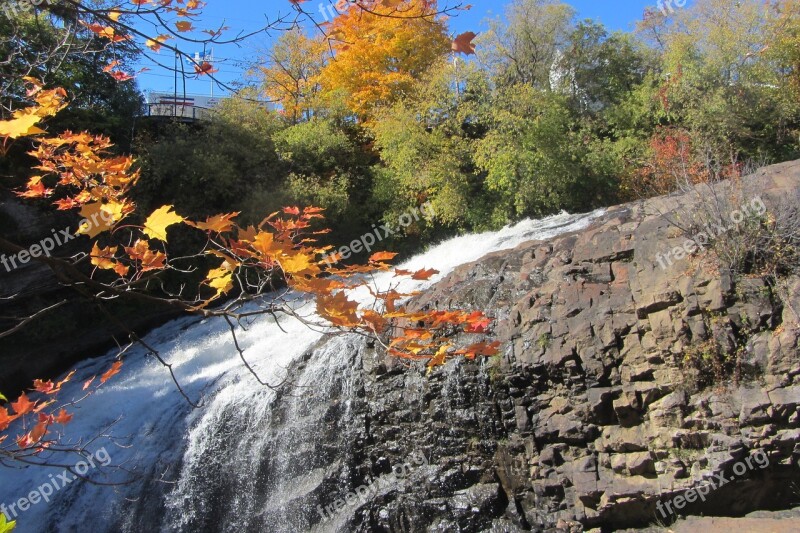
0 210 603 533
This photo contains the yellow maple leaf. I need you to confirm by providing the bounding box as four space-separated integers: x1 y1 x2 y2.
0 510 16 531
143 205 185 242
252 231 277 257
426 344 452 374
75 202 117 238
0 113 45 139
316 291 360 328
205 264 235 299
90 243 118 271
280 252 315 276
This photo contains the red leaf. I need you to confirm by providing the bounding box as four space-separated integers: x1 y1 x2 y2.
411 268 439 280
32 379 55 394
53 409 74 425
100 361 123 384
452 32 478 55
11 393 35 416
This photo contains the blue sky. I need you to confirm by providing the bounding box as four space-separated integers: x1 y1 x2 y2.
136 0 666 97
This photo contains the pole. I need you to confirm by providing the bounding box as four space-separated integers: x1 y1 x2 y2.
174 51 178 118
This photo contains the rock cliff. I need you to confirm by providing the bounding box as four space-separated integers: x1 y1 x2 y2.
259 161 800 532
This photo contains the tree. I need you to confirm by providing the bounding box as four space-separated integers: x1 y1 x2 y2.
478 0 575 89
473 85 590 221
134 101 283 221
315 0 451 122
0 7 143 147
372 57 484 229
258 28 327 123
638 0 800 162
552 21 650 113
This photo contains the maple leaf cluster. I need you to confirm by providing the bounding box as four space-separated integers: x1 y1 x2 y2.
0 359 123 456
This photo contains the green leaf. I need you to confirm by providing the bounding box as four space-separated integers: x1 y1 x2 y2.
0 513 16 533
0 392 6 403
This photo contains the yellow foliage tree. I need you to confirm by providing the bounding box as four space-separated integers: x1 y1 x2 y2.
315 0 451 122
259 28 327 123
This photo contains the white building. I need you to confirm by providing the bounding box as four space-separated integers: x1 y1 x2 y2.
145 92 226 121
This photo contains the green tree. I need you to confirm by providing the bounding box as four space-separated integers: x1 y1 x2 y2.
478 0 575 89
372 58 486 230
274 118 374 225
473 85 592 221
134 96 283 221
639 0 800 162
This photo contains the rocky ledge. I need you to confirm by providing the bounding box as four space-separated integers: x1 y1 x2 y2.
253 161 800 532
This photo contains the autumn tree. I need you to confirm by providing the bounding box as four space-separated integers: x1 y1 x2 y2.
258 28 327 123
638 0 800 162
315 0 452 121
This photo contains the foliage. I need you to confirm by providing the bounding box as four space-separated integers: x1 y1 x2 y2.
1 4 143 146
638 0 800 163
258 28 326 124
0 512 15 532
673 179 800 280
478 0 575 88
473 85 589 220
315 0 451 122
372 85 476 228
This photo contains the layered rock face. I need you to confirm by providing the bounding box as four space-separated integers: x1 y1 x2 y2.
272 161 800 532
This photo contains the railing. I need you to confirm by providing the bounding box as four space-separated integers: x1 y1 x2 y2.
144 103 214 121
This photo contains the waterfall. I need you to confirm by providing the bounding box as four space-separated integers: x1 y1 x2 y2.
0 210 603 533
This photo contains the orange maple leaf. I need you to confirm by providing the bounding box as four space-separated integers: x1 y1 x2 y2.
53 409 74 425
0 407 17 431
452 31 478 55
369 251 399 263
317 291 360 327
188 212 240 233
100 361 123 384
11 393 35 416
411 268 439 280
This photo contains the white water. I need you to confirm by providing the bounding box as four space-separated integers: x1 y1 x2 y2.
0 210 603 533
